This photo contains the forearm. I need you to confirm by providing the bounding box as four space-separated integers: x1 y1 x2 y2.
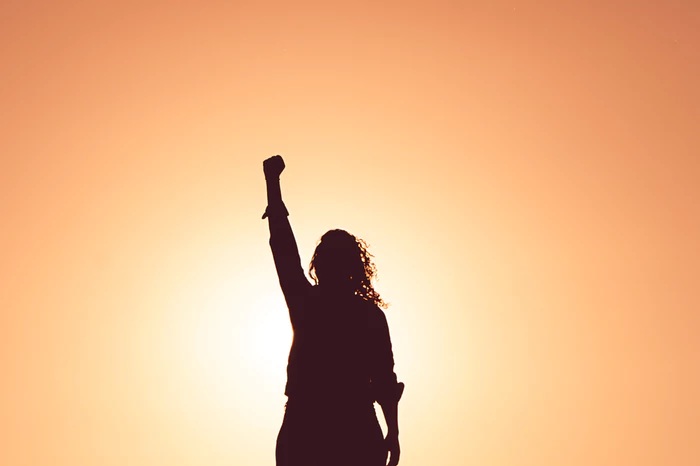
380 401 399 437
266 177 283 209
265 177 296 253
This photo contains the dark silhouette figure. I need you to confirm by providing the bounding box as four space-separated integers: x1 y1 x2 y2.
262 155 404 466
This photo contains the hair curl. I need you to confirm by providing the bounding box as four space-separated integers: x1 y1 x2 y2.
308 229 387 309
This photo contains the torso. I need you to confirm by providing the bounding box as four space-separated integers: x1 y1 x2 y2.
284 287 376 404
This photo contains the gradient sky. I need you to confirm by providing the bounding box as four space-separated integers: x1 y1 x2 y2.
2 1 699 465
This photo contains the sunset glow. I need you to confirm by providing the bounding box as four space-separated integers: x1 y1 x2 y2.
2 2 699 466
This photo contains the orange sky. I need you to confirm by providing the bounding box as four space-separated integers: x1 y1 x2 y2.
1 1 699 465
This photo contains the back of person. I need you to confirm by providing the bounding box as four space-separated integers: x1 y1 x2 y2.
285 289 376 405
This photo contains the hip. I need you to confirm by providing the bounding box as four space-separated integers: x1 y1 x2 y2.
276 399 385 466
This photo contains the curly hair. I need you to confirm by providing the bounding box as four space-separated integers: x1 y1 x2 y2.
308 229 387 309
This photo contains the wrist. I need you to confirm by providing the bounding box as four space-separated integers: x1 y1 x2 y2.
262 202 289 219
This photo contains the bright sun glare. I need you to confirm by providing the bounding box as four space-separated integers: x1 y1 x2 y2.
170 259 293 412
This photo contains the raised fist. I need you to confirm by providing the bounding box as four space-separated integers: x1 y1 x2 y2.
263 155 285 179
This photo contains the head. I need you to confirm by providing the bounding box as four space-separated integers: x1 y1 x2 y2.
309 229 386 308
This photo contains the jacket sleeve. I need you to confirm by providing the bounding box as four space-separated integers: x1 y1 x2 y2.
369 307 404 406
266 202 312 326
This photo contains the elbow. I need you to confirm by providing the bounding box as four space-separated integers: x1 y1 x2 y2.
372 380 405 406
269 233 282 249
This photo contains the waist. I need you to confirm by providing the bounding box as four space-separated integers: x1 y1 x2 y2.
286 380 373 401
285 394 376 419
286 382 374 403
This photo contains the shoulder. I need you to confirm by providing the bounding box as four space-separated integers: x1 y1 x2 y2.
364 300 388 329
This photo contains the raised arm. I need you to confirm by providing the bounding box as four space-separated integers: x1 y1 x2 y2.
262 155 312 325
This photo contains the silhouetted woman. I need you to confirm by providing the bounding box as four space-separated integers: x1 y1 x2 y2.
262 155 404 466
